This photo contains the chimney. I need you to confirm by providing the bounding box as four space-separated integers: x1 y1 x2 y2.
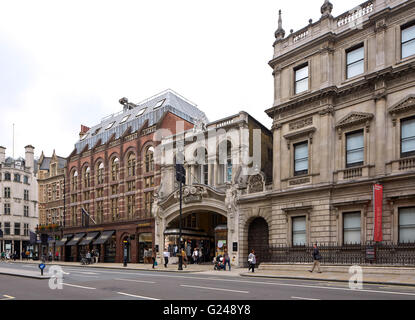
25 145 35 172
79 125 90 139
0 146 5 164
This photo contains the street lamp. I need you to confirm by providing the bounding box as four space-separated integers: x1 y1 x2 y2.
175 153 186 271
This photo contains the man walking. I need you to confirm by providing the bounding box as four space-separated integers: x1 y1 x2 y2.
224 250 231 271
163 249 170 268
309 243 322 273
248 249 256 273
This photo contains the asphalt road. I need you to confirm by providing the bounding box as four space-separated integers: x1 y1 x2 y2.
1 262 415 300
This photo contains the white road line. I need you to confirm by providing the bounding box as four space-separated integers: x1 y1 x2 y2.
70 274 99 278
1 295 15 300
63 283 96 290
76 272 98 275
115 278 156 284
291 296 320 300
117 292 159 300
180 285 249 294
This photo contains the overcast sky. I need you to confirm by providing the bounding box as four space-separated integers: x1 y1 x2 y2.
0 0 364 159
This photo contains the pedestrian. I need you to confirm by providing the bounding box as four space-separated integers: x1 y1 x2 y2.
86 251 92 265
309 243 322 273
13 251 17 261
192 248 199 264
181 248 187 268
248 249 256 273
0 251 5 262
224 250 231 271
95 250 100 263
152 250 157 269
186 243 192 263
163 249 170 268
48 251 52 262
55 251 59 261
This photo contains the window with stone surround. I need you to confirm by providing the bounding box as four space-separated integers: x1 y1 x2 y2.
127 153 136 177
346 130 364 167
97 162 105 185
294 141 309 176
24 223 29 236
14 223 20 236
401 116 415 158
24 205 29 217
294 64 309 95
71 206 77 226
14 173 21 182
126 195 135 219
399 207 415 243
111 157 120 181
111 198 119 221
24 190 29 201
4 172 11 181
83 166 91 188
96 201 104 224
4 203 10 215
144 191 153 216
292 216 306 246
402 22 415 59
4 187 10 199
346 44 364 79
343 212 361 244
145 146 154 173
71 170 78 191
4 222 10 235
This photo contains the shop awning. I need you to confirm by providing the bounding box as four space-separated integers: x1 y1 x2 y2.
55 234 73 247
66 233 86 246
79 232 100 246
48 239 56 244
93 230 115 245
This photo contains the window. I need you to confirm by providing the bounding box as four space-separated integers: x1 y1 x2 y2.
144 177 154 189
402 23 415 59
4 172 11 181
294 64 309 94
83 191 90 201
4 222 10 235
4 187 10 198
111 185 119 195
106 121 115 130
401 117 415 157
154 99 166 109
226 142 232 183
111 199 119 221
4 203 10 215
399 207 415 243
127 181 136 191
144 191 154 216
23 176 29 184
24 206 29 217
127 153 136 177
343 212 361 244
24 224 29 236
136 108 146 117
80 133 88 141
294 142 309 176
194 148 209 185
96 201 104 224
14 223 20 236
145 147 154 173
72 171 78 191
126 195 135 219
96 188 104 198
292 216 306 246
346 130 364 167
24 190 29 201
111 158 119 181
83 167 91 188
97 163 104 184
120 115 130 124
14 174 21 182
346 44 364 78
71 206 77 226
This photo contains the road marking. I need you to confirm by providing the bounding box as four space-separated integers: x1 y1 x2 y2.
115 278 156 284
117 292 159 300
180 285 249 294
291 296 320 300
63 283 96 290
71 274 99 278
1 295 15 300
76 272 98 275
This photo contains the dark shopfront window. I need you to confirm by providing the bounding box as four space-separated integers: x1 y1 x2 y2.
104 235 116 262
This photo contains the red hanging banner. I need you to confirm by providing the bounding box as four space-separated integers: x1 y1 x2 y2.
373 184 383 242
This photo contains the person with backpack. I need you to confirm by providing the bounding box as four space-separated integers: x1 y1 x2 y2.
309 243 322 273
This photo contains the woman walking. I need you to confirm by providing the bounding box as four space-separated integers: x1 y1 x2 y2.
248 249 256 273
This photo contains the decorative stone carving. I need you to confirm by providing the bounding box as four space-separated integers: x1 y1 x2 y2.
335 112 373 138
388 95 415 126
175 185 207 204
289 117 313 131
289 177 310 186
247 173 265 194
225 185 239 233
284 127 316 149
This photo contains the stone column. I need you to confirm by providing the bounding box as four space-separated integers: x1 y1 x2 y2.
374 82 387 176
319 106 334 183
272 122 282 190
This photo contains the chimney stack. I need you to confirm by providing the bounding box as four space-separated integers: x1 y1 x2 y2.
79 125 90 139
25 145 35 172
0 146 5 164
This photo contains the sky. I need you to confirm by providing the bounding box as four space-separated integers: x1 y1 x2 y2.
0 0 365 159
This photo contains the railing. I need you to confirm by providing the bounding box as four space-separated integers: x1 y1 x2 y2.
399 157 415 170
343 167 362 179
257 242 415 266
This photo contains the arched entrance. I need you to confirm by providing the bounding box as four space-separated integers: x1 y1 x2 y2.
248 217 269 265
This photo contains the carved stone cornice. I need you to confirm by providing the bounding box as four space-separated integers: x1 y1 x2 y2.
336 112 374 131
319 106 335 116
284 127 316 149
388 95 415 126
271 120 282 131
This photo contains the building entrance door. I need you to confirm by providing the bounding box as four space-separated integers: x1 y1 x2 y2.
248 217 269 266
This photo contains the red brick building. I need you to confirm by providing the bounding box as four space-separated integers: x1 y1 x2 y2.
60 90 207 263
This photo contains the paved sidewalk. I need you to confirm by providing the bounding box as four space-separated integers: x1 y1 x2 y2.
0 266 50 279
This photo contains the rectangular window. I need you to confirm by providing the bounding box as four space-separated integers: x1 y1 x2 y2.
96 201 104 224
346 130 364 167
127 181 136 192
24 224 29 236
127 195 135 219
24 190 29 201
399 207 415 243
295 64 309 94
402 23 415 59
346 44 364 78
4 222 10 235
14 223 20 236
343 212 361 244
4 203 11 215
292 216 306 246
401 117 415 157
111 185 118 195
144 191 154 216
294 142 309 176
24 206 29 217
111 199 119 221
4 187 10 199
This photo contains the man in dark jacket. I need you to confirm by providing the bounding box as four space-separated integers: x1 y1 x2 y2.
309 244 322 273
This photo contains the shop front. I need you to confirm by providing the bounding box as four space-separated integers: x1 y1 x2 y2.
138 233 153 263
66 232 86 262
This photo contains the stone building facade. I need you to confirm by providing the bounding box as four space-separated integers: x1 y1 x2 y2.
0 146 38 257
37 150 67 257
61 90 206 263
153 111 273 266
237 0 415 265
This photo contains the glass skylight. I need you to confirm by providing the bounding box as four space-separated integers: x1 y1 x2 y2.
154 99 166 109
106 121 115 130
120 115 130 124
136 108 146 117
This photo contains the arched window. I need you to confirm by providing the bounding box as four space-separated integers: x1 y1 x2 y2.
218 140 232 184
72 171 78 191
4 172 11 181
127 153 136 177
83 167 90 188
111 157 119 181
145 147 154 173
97 162 104 185
14 174 21 182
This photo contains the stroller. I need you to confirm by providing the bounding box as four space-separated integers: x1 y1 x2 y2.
80 254 89 265
213 255 225 271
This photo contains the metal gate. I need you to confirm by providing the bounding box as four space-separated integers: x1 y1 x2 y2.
248 217 269 265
